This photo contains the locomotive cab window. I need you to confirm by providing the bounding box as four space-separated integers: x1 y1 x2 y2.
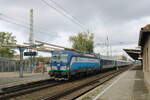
52 54 58 62
60 54 68 63
52 54 68 62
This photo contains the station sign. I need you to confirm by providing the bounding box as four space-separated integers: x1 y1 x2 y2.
24 52 37 56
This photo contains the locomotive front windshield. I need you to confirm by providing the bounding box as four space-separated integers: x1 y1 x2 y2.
52 54 68 63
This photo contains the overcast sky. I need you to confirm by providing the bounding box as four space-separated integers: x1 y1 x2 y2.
0 0 149 56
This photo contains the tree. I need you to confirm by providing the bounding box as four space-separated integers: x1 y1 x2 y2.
69 31 94 53
0 32 17 58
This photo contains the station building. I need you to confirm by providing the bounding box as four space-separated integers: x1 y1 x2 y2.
139 24 150 91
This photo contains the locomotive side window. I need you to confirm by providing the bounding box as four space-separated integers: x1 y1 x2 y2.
75 57 78 61
71 57 77 62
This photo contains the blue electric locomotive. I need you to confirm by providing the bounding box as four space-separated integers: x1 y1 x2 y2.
48 50 131 79
48 50 101 79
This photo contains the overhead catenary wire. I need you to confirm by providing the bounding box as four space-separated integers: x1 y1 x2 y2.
41 0 86 30
0 17 48 36
1 13 51 33
48 0 85 29
0 15 57 39
0 14 54 36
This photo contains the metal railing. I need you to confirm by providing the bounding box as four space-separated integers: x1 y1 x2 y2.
0 57 34 72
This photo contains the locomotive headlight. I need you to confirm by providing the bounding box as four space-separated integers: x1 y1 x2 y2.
47 67 51 71
66 66 69 70
61 66 67 70
51 66 57 70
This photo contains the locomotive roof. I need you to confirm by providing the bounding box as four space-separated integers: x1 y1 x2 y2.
52 50 99 58
52 50 78 55
52 50 130 62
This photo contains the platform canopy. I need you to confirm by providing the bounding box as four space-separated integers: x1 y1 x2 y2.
138 25 150 47
123 49 141 60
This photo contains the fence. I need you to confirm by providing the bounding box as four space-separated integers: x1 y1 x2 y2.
0 57 35 72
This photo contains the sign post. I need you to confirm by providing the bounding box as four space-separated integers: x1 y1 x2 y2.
24 52 37 56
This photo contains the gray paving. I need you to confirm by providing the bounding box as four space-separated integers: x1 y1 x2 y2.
0 72 50 88
95 69 149 100
77 66 150 100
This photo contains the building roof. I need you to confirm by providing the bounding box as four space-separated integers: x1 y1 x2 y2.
123 49 141 60
138 27 150 46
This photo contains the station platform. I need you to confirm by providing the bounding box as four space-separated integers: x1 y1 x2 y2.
0 72 50 89
77 65 150 100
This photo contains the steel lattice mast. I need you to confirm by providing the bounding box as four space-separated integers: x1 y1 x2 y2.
29 9 34 43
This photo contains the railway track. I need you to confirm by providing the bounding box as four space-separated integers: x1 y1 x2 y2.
43 67 129 100
0 66 130 100
0 79 62 100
